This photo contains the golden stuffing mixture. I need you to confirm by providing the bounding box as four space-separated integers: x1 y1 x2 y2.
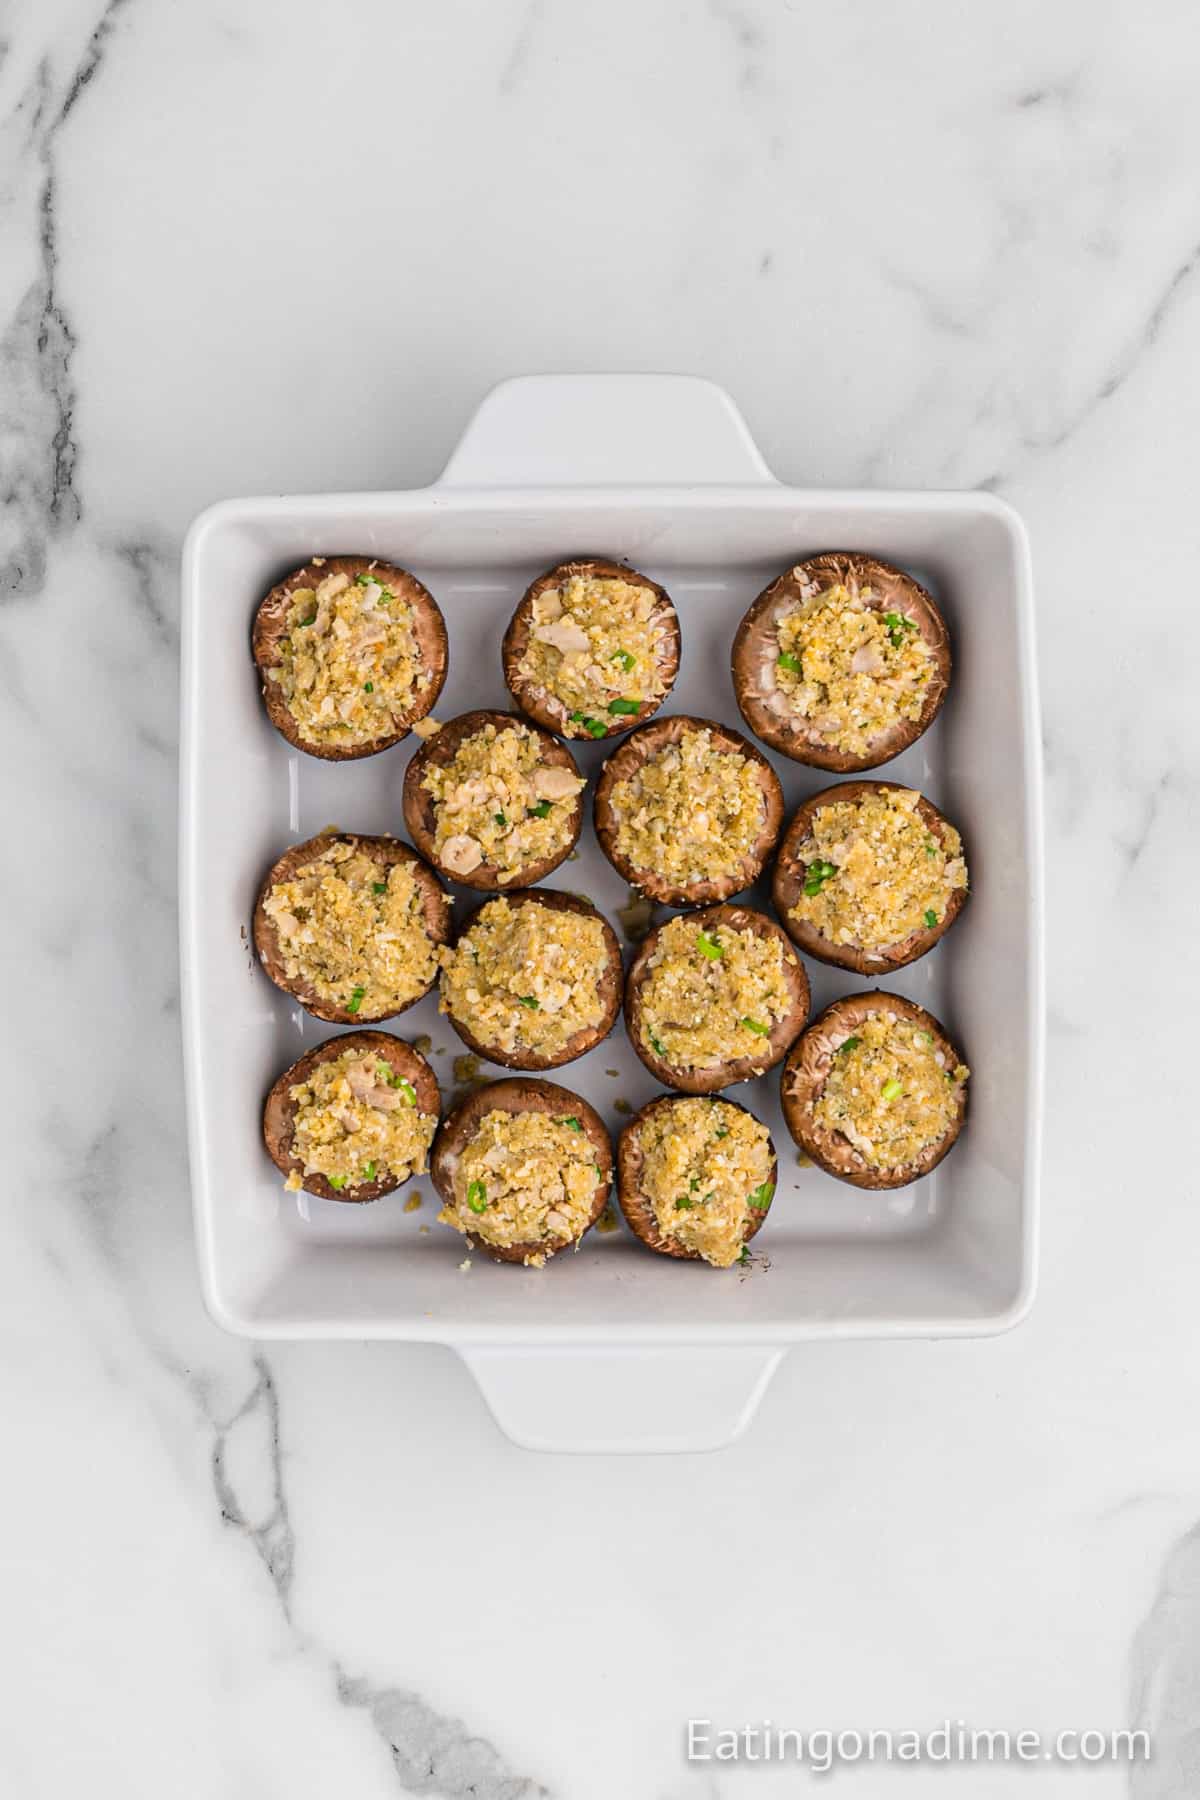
607 727 766 886
639 1099 774 1267
518 571 670 735
421 722 584 880
767 581 934 757
789 789 967 951
263 839 439 1016
266 569 428 748
439 1109 603 1264
283 1048 436 1192
637 914 792 1070
439 899 611 1057
812 1011 969 1170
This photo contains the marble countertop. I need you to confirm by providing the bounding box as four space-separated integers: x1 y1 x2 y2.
4 1 1198 1795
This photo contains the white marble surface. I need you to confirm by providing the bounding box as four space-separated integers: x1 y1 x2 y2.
3 0 1199 1794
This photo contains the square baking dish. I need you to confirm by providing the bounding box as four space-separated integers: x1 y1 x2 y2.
180 375 1043 1451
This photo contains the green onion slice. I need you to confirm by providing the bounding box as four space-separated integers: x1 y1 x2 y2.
611 650 636 671
528 800 551 818
776 651 802 673
466 1180 487 1213
838 1036 861 1055
748 1181 775 1212
372 881 387 894
560 1116 583 1132
924 909 938 928
362 1161 376 1180
740 1016 769 1036
346 986 365 1014
607 697 640 715
328 1175 347 1190
696 930 723 960
517 994 539 1009
568 710 607 736
881 1078 903 1102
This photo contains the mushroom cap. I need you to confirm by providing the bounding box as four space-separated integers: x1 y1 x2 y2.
771 781 968 973
262 1031 440 1203
593 713 784 905
731 551 951 771
251 556 448 760
401 709 585 890
429 1076 612 1262
779 991 967 1191
440 889 624 1070
253 832 451 1022
624 902 811 1094
502 557 681 739
616 1093 777 1260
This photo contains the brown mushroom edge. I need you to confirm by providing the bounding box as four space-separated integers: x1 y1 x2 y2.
593 714 784 906
251 555 448 761
440 890 624 1070
780 992 968 1191
731 551 951 772
263 1031 440 1204
253 832 452 1023
617 1094 777 1262
401 709 585 890
771 782 968 974
624 903 811 1095
501 557 681 739
429 1077 612 1263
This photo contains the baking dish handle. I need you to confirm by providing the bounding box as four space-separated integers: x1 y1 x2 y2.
459 1344 783 1454
437 373 775 488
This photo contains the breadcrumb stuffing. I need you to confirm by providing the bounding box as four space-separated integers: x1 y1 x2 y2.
439 898 611 1057
813 1012 968 1170
518 570 671 734
421 720 583 881
267 569 427 748
768 581 934 757
263 838 439 1016
638 914 791 1071
439 1110 603 1264
608 727 765 887
638 1098 774 1268
284 1048 436 1192
789 788 967 951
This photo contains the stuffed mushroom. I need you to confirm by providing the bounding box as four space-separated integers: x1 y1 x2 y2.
438 890 622 1069
430 1078 612 1265
731 552 950 771
780 992 969 1191
254 831 451 1022
617 1095 776 1268
772 782 968 974
402 710 585 889
624 904 810 1093
251 556 447 759
502 558 680 741
263 1030 440 1203
594 716 783 906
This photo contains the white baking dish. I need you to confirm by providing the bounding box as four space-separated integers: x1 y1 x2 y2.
180 374 1043 1453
